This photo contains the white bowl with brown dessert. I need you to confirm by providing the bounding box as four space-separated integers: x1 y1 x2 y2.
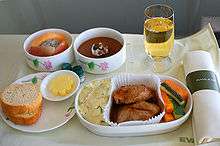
74 27 126 74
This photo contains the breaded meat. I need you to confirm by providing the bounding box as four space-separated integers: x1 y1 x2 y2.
115 101 160 123
113 85 155 104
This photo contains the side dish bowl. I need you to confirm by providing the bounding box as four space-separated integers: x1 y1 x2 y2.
23 28 74 71
40 70 80 101
74 27 126 74
74 74 193 137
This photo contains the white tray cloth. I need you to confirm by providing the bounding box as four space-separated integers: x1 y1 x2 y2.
0 24 218 146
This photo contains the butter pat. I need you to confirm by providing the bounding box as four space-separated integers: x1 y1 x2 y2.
48 74 76 96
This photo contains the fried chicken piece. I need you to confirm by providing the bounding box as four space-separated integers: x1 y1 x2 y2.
116 101 160 123
112 85 155 104
116 108 153 123
128 101 160 114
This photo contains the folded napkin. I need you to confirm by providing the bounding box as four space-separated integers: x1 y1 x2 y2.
184 50 220 145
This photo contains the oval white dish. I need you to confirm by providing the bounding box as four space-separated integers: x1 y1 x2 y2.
0 72 75 133
75 74 193 137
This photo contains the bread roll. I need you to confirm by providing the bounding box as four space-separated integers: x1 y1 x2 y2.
0 83 43 125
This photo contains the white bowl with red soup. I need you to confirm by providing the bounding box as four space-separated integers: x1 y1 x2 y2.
74 27 126 74
23 28 74 71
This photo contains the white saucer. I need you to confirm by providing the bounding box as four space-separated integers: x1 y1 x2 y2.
0 72 75 133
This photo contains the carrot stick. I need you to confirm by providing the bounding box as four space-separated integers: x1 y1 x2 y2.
163 113 175 122
164 80 189 101
161 90 174 114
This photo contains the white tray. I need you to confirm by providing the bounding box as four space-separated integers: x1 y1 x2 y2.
0 24 218 146
75 75 193 137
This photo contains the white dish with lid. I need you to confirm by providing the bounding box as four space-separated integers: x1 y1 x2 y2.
74 74 193 137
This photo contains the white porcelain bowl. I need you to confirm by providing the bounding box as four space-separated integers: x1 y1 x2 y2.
23 28 74 71
40 70 80 101
74 27 126 74
75 74 193 137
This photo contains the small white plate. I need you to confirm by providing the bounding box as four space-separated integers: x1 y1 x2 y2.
0 72 75 133
40 70 80 101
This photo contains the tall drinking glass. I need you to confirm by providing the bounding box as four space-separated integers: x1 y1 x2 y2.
144 4 174 72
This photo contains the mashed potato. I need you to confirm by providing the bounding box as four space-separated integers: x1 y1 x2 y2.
78 79 111 125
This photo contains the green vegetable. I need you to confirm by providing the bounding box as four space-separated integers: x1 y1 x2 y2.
96 106 103 113
161 82 185 106
169 97 185 119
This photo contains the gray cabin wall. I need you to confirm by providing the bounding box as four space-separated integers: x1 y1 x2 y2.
0 0 217 37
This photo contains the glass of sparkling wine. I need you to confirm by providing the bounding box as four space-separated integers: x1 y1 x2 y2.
144 4 174 72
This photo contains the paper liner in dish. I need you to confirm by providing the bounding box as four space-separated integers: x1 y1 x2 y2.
103 73 165 126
